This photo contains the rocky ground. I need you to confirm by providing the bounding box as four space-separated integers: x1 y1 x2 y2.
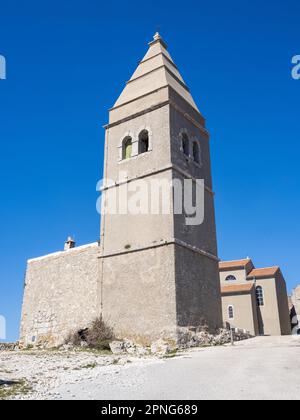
1 336 300 400
0 348 161 400
1 328 244 400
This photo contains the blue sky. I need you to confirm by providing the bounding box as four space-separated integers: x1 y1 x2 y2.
0 0 299 341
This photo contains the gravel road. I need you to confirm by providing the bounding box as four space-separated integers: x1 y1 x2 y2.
1 336 300 400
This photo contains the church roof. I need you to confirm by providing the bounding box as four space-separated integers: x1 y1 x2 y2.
113 32 200 113
220 259 282 279
221 284 254 295
247 267 280 279
219 258 253 271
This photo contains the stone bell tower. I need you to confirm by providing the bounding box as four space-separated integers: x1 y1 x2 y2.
99 33 222 343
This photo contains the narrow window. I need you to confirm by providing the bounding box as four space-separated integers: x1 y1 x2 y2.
225 275 237 282
182 133 189 157
139 130 149 154
256 286 264 306
123 136 132 160
192 141 200 164
228 305 234 320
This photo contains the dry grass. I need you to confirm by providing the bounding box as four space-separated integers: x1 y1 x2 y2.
0 379 32 400
65 317 115 351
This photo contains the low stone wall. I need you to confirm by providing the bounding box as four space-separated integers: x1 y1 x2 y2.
20 243 101 348
107 328 252 356
177 327 252 349
0 342 18 351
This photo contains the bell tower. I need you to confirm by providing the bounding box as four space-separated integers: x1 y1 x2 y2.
99 33 222 343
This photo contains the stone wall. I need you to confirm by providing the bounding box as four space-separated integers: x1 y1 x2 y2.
20 239 224 348
0 342 18 351
275 272 292 335
174 245 222 332
291 285 300 333
101 244 178 345
20 243 101 348
221 291 259 336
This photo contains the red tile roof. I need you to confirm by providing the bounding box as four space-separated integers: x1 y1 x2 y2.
247 267 280 279
219 259 252 270
221 284 254 295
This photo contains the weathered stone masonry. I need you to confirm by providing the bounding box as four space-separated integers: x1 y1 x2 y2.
20 243 100 347
20 33 223 347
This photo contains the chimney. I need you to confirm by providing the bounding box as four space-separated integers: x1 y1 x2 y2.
64 236 75 251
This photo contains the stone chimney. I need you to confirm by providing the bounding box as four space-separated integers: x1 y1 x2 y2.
64 236 76 251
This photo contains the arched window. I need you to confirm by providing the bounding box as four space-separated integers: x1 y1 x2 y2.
182 133 189 157
256 286 264 306
228 305 234 319
123 136 132 160
192 141 200 164
225 275 237 282
138 130 149 154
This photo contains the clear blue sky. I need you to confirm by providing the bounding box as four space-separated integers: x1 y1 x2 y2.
0 0 299 342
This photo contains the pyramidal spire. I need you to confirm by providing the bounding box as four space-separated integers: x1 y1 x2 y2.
151 31 168 48
112 33 200 114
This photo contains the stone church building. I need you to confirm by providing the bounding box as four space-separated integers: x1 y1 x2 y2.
220 259 291 336
20 33 223 347
20 34 291 347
